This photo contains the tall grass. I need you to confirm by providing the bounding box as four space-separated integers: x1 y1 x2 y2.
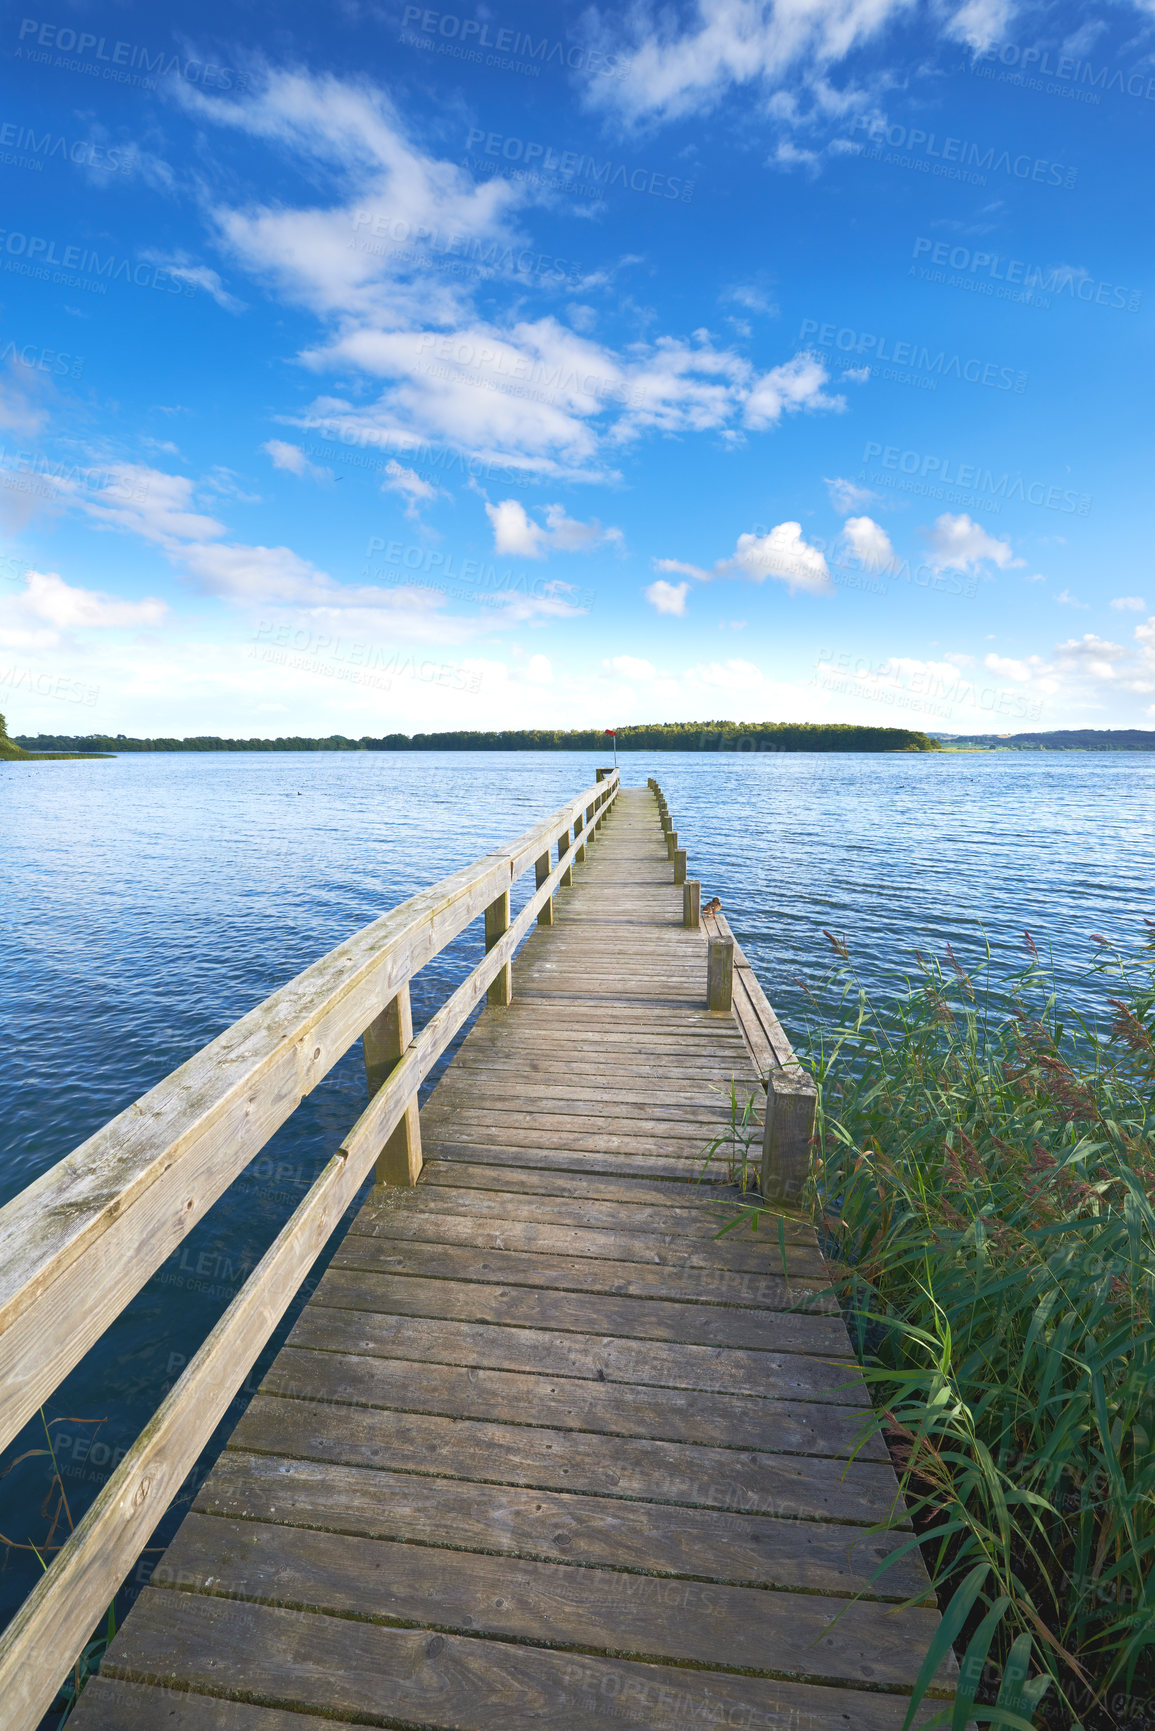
793 931 1155 1729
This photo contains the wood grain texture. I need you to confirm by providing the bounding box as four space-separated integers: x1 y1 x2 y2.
69 786 952 1731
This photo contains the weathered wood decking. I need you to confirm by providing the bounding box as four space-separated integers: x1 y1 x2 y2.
72 787 952 1730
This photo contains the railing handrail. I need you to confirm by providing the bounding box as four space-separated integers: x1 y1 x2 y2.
0 771 618 1455
0 770 620 1728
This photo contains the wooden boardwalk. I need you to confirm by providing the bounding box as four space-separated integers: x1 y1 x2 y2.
72 786 952 1731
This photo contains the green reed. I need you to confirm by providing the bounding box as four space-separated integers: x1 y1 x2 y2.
796 930 1155 1729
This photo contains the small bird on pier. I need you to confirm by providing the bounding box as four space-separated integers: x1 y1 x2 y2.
702 896 721 915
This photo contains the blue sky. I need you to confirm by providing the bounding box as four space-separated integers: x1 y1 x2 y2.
1 0 1153 737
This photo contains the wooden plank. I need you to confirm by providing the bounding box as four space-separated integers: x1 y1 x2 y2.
234 1381 882 1487
146 1511 949 1688
199 1449 930 1599
72 1679 345 1731
81 1593 949 1731
262 1341 871 1426
346 1208 830 1277
328 1233 840 1316
314 1266 839 1339
354 1185 805 1244
291 1299 854 1387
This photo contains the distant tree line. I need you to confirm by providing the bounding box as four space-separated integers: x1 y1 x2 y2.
940 730 1155 751
14 722 941 754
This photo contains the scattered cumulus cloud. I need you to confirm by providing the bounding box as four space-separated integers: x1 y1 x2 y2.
1111 596 1147 611
825 475 880 514
925 513 1023 573
382 459 440 517
485 498 623 558
841 515 895 570
656 522 831 596
262 440 332 482
1056 588 1090 609
644 578 690 616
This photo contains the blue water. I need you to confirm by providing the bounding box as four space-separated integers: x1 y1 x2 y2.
1 747 1152 1679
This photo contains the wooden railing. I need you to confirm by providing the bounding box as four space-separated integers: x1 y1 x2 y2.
0 770 620 1729
647 776 817 1208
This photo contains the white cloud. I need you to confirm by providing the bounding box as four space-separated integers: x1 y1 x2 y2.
485 498 622 558
655 522 832 596
1056 588 1090 610
743 353 844 430
1111 596 1147 611
983 652 1039 683
825 475 880 514
925 513 1023 573
0 569 167 650
140 251 245 312
382 459 440 518
262 440 332 482
645 579 690 616
727 523 831 594
653 557 712 581
1055 634 1126 681
841 515 894 570
586 0 1018 129
606 654 657 680
524 653 553 684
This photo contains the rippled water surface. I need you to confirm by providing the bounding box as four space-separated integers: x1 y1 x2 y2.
1 747 1152 1649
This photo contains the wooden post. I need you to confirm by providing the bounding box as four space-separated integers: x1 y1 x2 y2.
535 850 553 925
666 829 678 861
674 847 687 886
683 879 700 928
362 986 422 1186
760 1077 817 1209
574 811 586 864
558 828 572 887
485 890 512 1006
707 935 734 1012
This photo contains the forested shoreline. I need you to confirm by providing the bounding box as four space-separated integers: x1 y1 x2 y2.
12 721 939 754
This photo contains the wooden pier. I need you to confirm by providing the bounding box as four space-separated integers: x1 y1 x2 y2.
0 776 955 1729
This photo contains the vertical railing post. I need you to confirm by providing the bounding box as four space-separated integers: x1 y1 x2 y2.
707 935 734 1012
761 1080 817 1210
674 847 687 886
683 879 700 928
362 985 422 1186
666 828 678 861
536 851 553 925
558 827 572 887
485 889 512 1005
574 810 586 864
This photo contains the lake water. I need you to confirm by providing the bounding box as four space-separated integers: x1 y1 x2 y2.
1 747 1152 1658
